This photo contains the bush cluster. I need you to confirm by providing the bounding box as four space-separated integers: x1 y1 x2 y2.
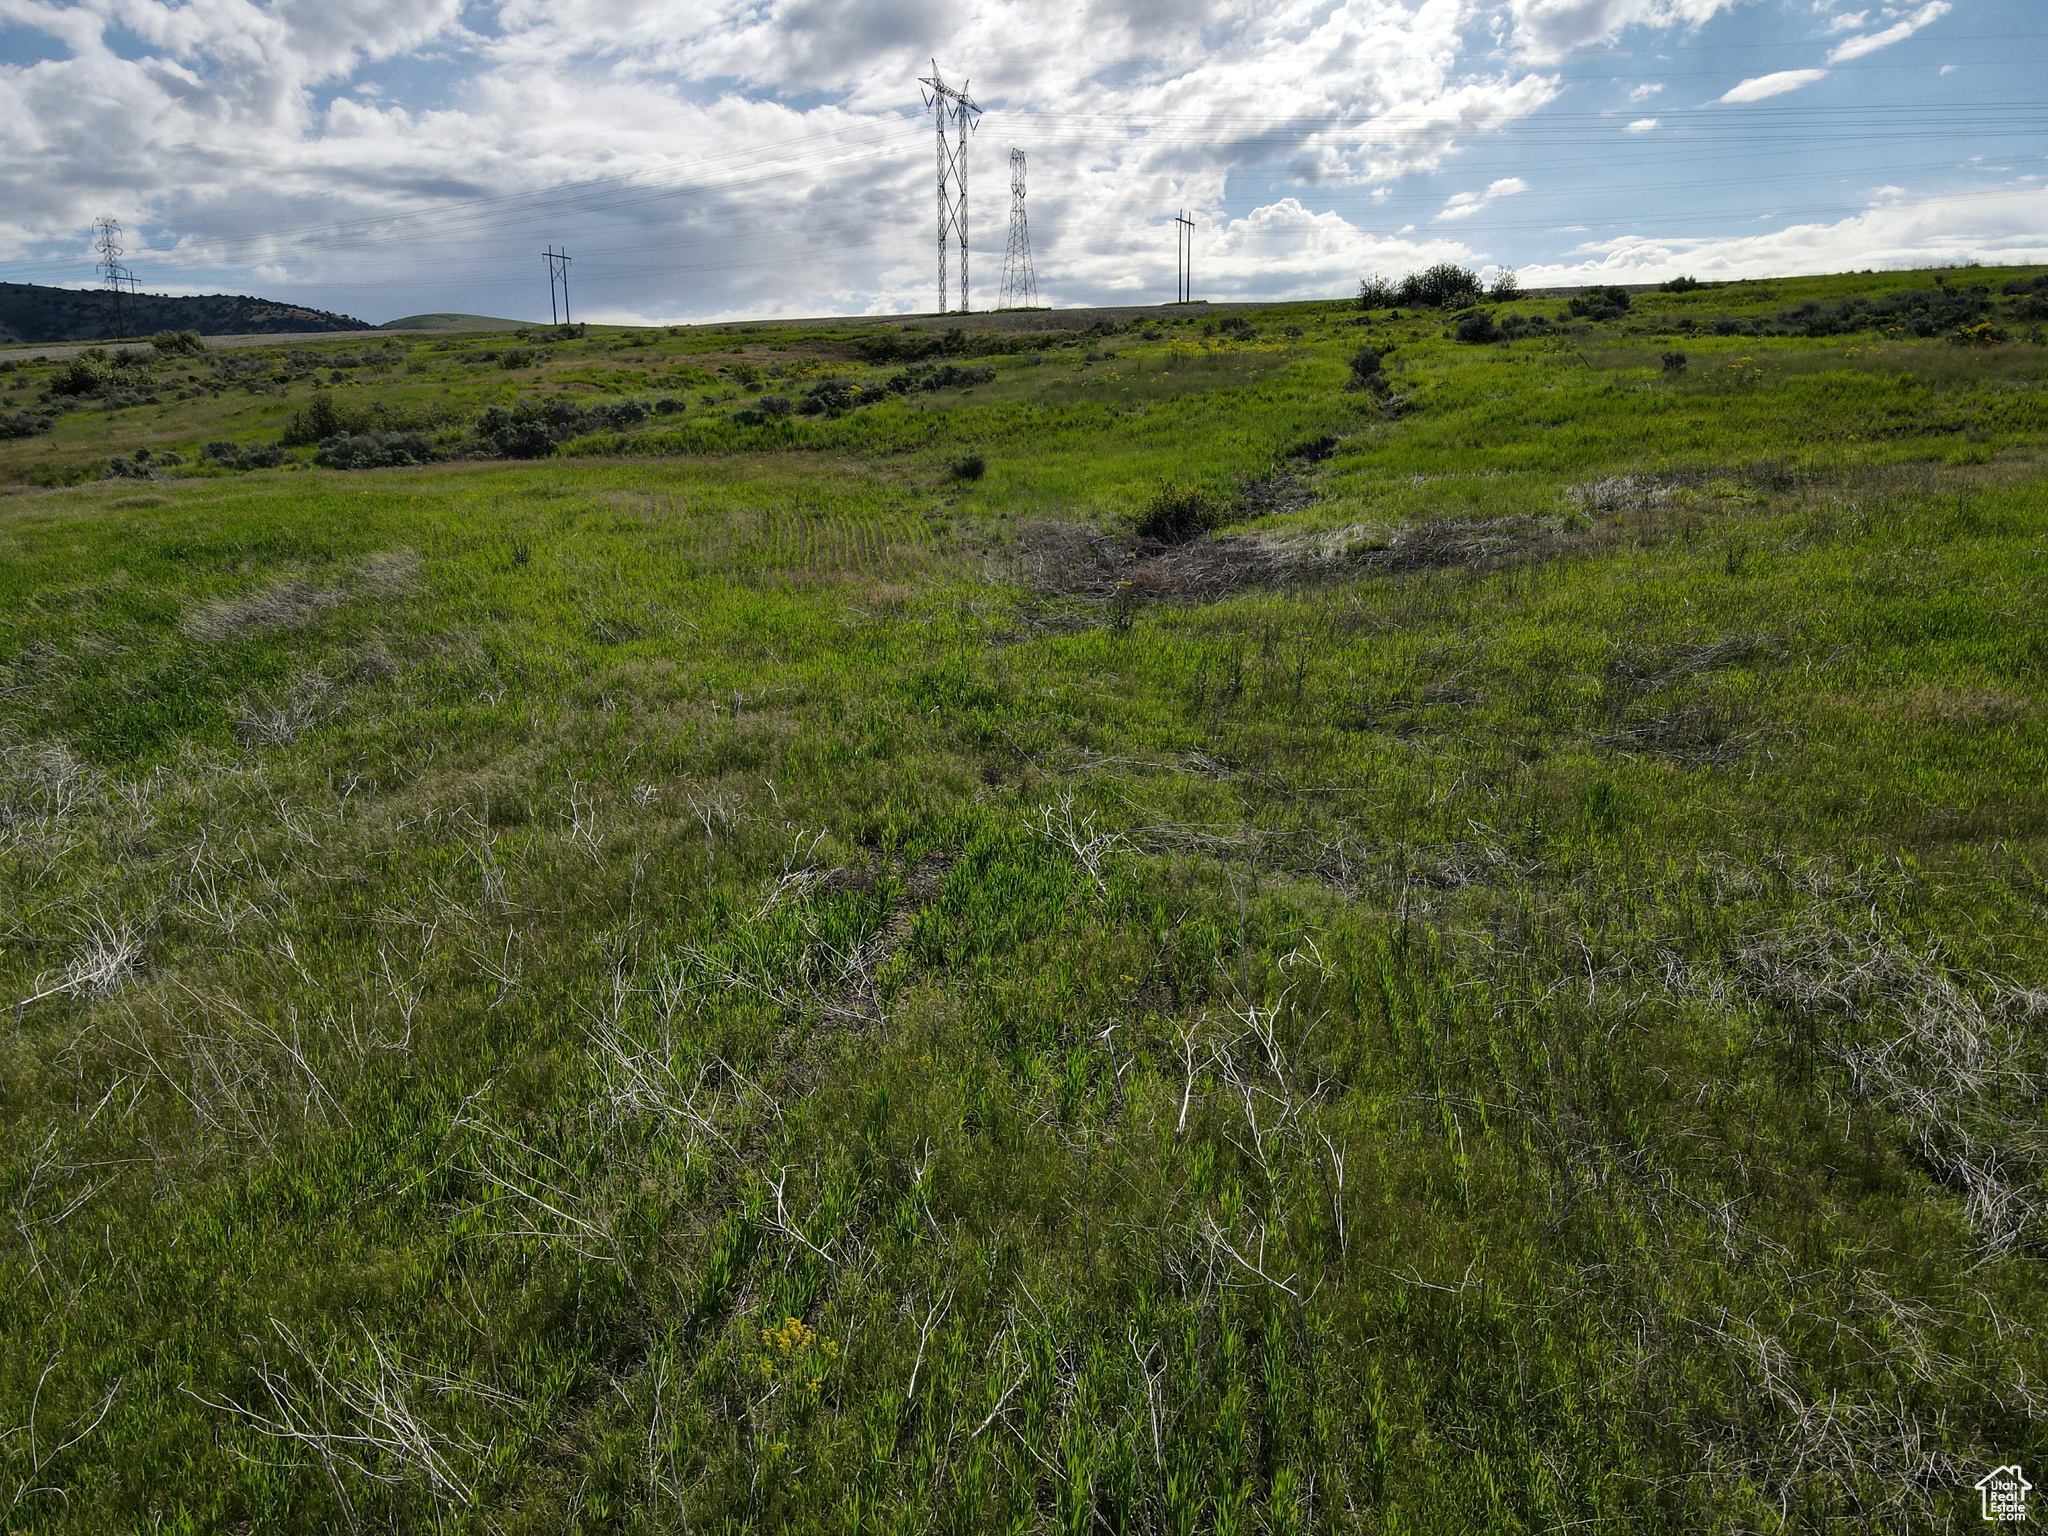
2005 273 2048 322
1776 284 1988 339
1404 264 1485 309
103 445 183 478
1569 287 1633 321
149 330 207 358
1660 275 1702 293
1361 264 1522 312
1448 311 1565 346
883 362 996 395
732 395 792 426
475 397 654 458
201 439 290 470
1205 316 1259 341
0 409 55 440
855 327 1058 364
315 431 439 469
797 379 864 417
280 392 357 445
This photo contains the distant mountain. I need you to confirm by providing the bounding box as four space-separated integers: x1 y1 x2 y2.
0 282 371 344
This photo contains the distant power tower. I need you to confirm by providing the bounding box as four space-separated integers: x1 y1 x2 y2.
918 62 980 314
545 247 573 325
998 149 1037 310
95 217 136 339
1172 209 1194 304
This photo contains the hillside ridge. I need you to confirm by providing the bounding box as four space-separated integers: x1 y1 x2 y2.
0 281 371 344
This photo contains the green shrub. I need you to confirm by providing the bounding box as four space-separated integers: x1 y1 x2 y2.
281 391 355 445
1397 264 1484 309
1454 311 1502 344
1134 481 1218 544
1777 285 1988 338
885 363 995 396
1490 266 1521 300
1357 274 1396 309
1569 287 1633 322
949 452 987 481
1662 350 1688 373
731 396 792 427
201 439 289 470
1660 275 1702 293
315 431 438 469
1345 348 1389 394
49 357 108 396
149 330 206 358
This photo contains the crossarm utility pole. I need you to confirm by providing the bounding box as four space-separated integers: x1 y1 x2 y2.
1173 210 1194 304
545 248 573 325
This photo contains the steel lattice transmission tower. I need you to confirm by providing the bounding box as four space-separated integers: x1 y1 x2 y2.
919 62 980 314
94 217 136 339
998 148 1037 310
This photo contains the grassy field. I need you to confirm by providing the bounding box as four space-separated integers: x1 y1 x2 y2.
1 265 2046 1533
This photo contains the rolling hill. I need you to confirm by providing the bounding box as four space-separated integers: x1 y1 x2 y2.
0 281 371 344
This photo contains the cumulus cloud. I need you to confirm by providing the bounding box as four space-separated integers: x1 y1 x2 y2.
1720 68 1829 102
1517 182 2048 285
1828 0 1949 62
1626 116 1659 131
1435 176 1528 221
1507 0 1742 61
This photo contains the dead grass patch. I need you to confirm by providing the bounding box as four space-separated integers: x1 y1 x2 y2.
181 549 419 642
1004 515 1570 615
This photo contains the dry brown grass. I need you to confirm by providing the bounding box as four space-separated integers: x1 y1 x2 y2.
181 549 418 642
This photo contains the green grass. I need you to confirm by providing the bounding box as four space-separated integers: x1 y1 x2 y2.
1 265 2045 1533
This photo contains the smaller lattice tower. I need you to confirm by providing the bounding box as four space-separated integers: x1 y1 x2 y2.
998 149 1037 309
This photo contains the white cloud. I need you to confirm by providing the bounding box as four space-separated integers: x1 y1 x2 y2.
1435 176 1528 221
1626 117 1659 132
1828 0 1949 61
1628 82 1664 101
1940 62 1959 74
1721 68 1829 102
1823 10 1869 31
1517 183 2048 285
1508 0 1743 62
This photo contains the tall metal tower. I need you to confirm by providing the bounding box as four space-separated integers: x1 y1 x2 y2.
545 247 572 325
95 217 134 339
1173 210 1194 304
918 62 980 314
998 149 1037 310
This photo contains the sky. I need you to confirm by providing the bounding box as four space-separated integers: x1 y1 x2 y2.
0 0 2043 325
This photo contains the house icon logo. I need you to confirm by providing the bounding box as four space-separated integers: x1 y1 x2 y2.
1977 1465 2031 1523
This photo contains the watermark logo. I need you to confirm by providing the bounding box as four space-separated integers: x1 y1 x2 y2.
1977 1465 2032 1523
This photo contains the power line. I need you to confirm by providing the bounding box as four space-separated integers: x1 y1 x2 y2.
1173 208 1194 303
999 148 1038 309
